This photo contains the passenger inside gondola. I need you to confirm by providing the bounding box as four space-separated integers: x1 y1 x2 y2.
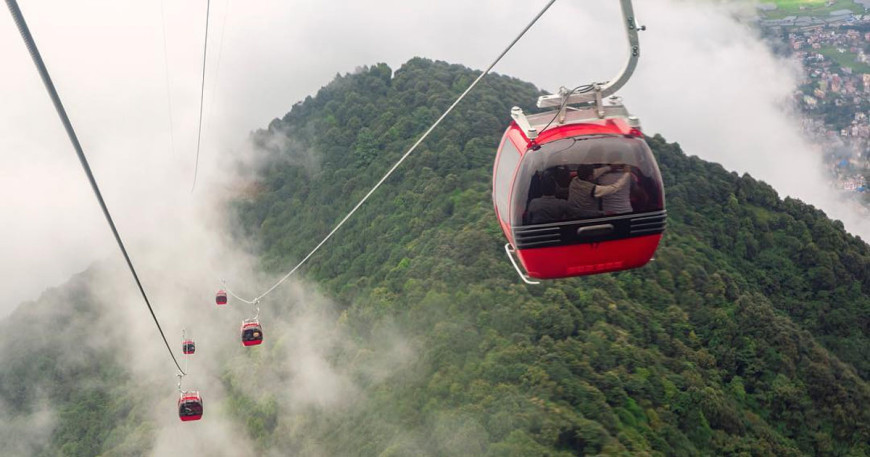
568 164 631 218
553 166 572 199
242 326 263 343
598 151 633 215
179 400 203 418
526 174 571 224
513 135 664 227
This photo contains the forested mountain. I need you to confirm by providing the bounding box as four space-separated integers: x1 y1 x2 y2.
1 58 868 456
0 268 154 457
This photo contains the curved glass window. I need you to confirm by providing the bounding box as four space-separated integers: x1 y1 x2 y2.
511 135 664 226
243 328 263 341
180 401 203 417
494 138 521 222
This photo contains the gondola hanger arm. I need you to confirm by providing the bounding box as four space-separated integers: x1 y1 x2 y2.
537 0 644 110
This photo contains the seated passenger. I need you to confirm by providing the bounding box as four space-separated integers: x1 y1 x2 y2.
526 171 543 207
527 175 571 224
598 160 633 215
569 164 631 218
553 166 572 200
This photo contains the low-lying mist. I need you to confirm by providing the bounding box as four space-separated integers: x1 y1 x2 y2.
1 0 866 316
1 0 868 454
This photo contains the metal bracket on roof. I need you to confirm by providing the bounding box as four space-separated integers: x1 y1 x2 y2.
556 86 570 124
594 84 604 118
511 107 538 140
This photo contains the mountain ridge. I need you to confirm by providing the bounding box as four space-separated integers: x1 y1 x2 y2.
0 57 867 456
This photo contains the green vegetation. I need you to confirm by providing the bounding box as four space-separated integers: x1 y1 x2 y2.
229 59 870 456
817 45 870 74
769 0 829 12
761 0 864 19
1 58 868 456
0 273 154 457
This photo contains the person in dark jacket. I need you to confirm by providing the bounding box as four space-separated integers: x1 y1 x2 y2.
527 174 571 224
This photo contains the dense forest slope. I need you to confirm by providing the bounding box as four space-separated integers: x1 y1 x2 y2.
0 267 154 457
0 58 867 456
234 59 870 456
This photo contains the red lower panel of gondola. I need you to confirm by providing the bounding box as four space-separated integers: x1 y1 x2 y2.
180 413 203 421
517 234 662 279
242 339 263 347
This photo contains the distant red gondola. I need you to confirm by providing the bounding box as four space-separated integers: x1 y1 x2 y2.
241 320 263 346
182 339 195 355
178 391 203 421
216 290 228 305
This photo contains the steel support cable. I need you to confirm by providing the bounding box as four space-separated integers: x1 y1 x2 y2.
159 0 176 155
227 288 256 305
190 0 211 192
228 0 558 304
218 279 256 304
182 328 190 375
203 0 230 142
5 0 186 376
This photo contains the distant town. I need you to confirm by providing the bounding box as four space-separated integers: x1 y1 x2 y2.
752 0 869 209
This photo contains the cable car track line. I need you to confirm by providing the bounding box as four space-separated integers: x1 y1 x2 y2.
191 0 211 192
159 0 176 156
203 0 230 142
5 0 186 376
226 287 257 305
227 0 557 304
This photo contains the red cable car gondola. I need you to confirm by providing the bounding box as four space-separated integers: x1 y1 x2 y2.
241 320 263 346
493 0 664 282
216 290 228 305
178 391 203 421
182 339 195 355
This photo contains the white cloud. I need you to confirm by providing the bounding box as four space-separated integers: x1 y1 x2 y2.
1 1 866 452
0 0 866 320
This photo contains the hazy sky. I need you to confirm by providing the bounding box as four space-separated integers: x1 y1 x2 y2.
1 0 867 318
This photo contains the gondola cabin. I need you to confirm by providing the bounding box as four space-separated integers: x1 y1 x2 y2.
241 321 263 346
494 101 665 280
178 391 203 421
182 339 195 355
215 290 228 305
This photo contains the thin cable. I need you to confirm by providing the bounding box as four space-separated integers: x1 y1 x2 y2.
5 0 185 376
203 0 229 142
230 0 558 304
182 328 189 375
226 286 256 305
217 278 256 304
537 83 596 135
191 0 211 192
159 0 176 155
